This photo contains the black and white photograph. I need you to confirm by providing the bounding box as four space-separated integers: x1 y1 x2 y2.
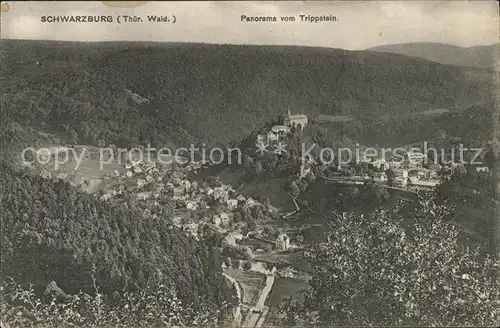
0 1 499 327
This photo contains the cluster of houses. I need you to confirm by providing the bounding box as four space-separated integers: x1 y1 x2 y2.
99 160 166 202
360 148 441 189
97 157 277 241
359 146 489 189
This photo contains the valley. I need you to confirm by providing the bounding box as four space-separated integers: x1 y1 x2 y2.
1 38 498 327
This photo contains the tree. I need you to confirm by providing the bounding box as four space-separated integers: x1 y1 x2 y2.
233 211 243 222
264 244 273 253
253 205 266 222
279 199 500 326
306 171 316 184
125 193 137 210
0 163 235 328
243 207 253 222
1 278 229 327
275 259 289 269
68 129 78 145
255 160 263 176
402 157 411 169
263 197 272 212
386 168 396 187
296 235 304 244
263 225 277 239
231 260 240 270
453 164 467 176
360 181 389 206
242 261 252 271
290 181 301 197
297 180 309 193
247 221 257 231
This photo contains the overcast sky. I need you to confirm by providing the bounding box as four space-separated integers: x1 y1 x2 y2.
1 1 498 50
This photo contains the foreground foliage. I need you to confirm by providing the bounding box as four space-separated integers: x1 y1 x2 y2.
0 278 229 328
280 196 500 326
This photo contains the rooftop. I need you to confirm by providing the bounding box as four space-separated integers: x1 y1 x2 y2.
271 125 291 133
288 114 308 119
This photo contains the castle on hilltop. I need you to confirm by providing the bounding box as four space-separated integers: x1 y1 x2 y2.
256 110 308 147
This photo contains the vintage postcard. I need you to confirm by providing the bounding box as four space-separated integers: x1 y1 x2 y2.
1 1 499 327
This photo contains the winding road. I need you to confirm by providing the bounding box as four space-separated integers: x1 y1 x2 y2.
242 272 275 328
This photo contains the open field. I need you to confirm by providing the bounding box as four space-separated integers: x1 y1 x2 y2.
36 146 125 193
223 268 266 305
54 160 123 179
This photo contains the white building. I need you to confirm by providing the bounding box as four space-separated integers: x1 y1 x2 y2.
402 169 409 187
186 202 199 211
212 215 222 226
173 187 184 196
137 179 146 189
372 159 389 171
284 110 308 130
476 166 489 173
277 233 290 251
220 212 231 226
267 125 291 143
227 199 238 211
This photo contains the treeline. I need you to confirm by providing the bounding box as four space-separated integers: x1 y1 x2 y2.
0 163 234 312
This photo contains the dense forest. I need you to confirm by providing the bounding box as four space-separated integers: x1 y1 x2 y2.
0 40 494 152
327 101 496 147
0 163 234 315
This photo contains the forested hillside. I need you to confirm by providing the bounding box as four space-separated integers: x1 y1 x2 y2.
0 163 233 311
0 40 494 150
331 101 496 147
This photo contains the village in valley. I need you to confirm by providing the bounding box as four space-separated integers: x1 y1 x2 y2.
24 107 494 327
2 2 498 326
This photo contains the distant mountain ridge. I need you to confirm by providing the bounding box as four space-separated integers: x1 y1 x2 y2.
368 42 499 71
